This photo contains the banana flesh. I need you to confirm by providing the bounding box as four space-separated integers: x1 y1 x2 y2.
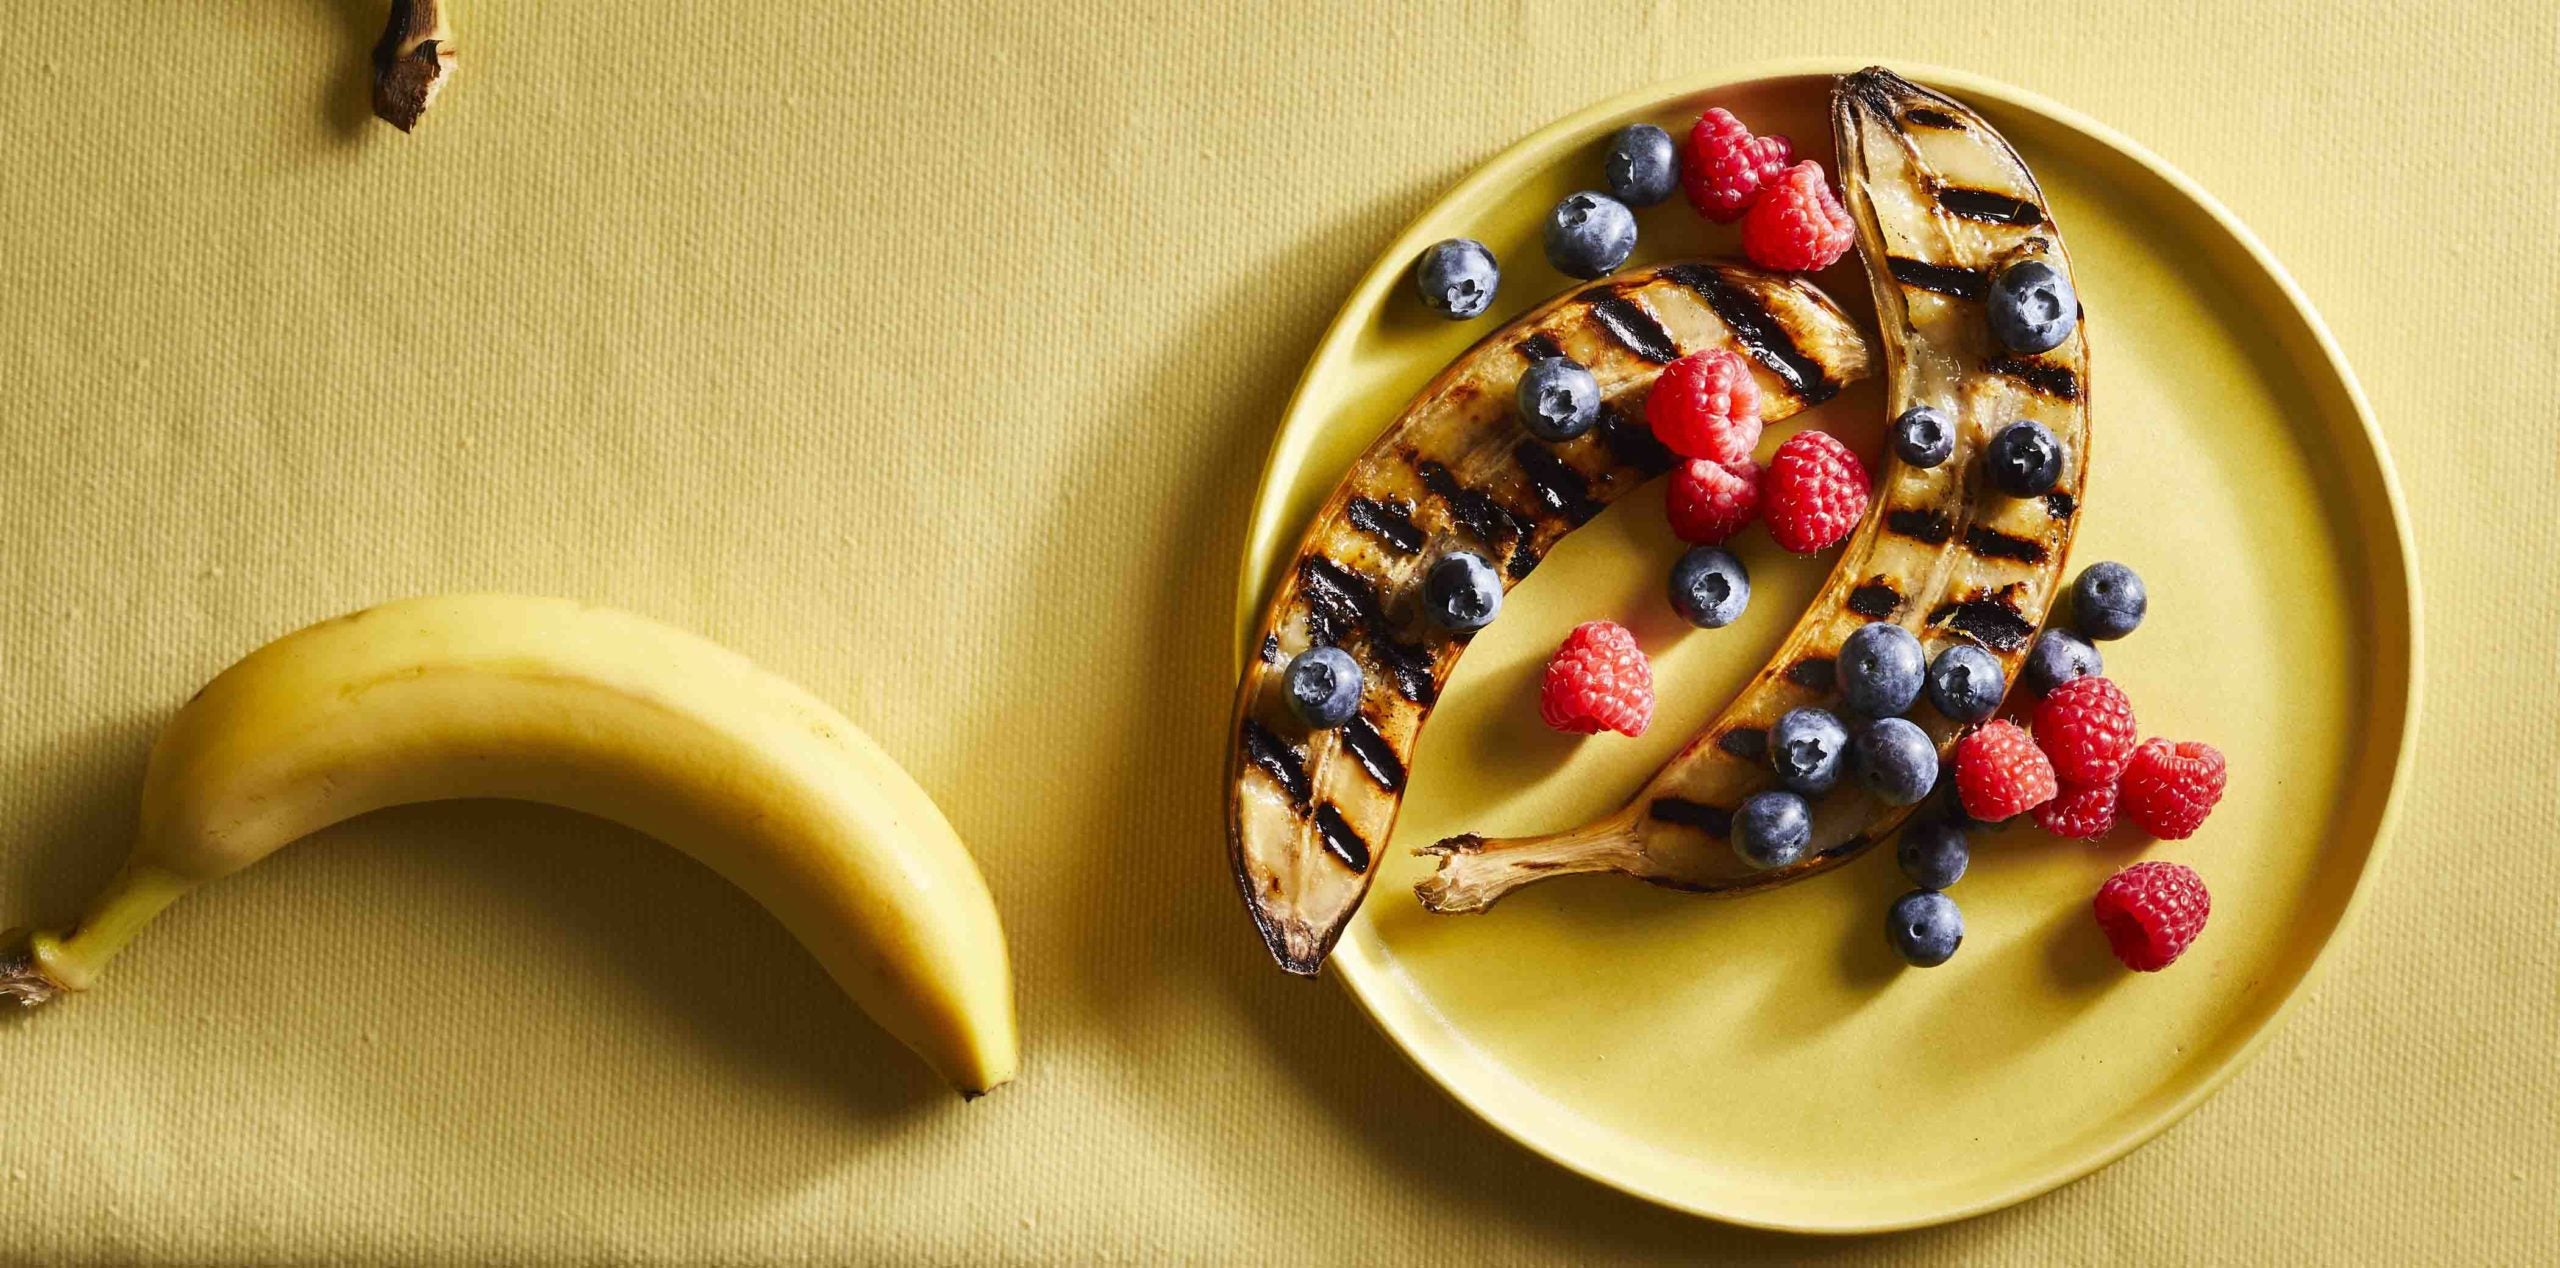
1417 68 2092 912
1228 262 1877 973
0 594 1018 1097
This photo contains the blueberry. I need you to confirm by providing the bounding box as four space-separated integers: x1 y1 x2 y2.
1838 622 1925 717
1850 716 1938 805
1668 546 1751 629
1892 405 1955 469
1517 356 1600 441
1282 646 1362 729
1987 257 2078 353
1925 644 2004 723
1769 707 1849 795
1421 551 1503 631
1897 820 1970 890
1985 420 2064 497
1886 889 1964 967
2072 561 2147 641
1733 789 1811 870
1603 124 1680 208
1544 191 1637 280
2022 628 2103 696
1415 238 1500 320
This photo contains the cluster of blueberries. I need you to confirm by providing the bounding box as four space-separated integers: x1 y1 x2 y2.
1412 124 1688 320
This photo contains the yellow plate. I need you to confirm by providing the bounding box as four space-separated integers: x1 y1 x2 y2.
1228 61 2419 1233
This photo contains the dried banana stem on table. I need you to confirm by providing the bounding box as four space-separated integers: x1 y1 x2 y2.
371 0 456 131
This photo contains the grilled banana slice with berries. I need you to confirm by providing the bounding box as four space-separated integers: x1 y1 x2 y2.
1229 263 1874 973
1418 67 2091 913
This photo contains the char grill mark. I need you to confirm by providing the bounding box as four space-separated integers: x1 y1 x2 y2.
2044 491 2077 519
1512 441 1597 525
1928 593 2037 652
1297 555 1382 647
1338 716 1406 793
1885 507 1954 544
1260 633 1283 665
1598 404 1675 476
1370 635 1437 706
1886 256 1988 299
1848 580 1904 619
1312 803 1371 872
1904 107 1964 130
1241 719 1311 807
1516 332 1564 363
1583 292 1681 364
1935 185 2046 227
1659 264 1835 403
1648 797 1733 837
1717 727 1768 761
1345 496 1424 555
1984 355 2081 400
1787 657 1837 690
1416 460 1534 551
1962 524 2048 564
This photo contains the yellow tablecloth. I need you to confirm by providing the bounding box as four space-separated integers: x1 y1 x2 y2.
1 3 2551 1262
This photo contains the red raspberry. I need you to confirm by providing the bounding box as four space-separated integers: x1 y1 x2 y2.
1741 161 1857 273
1666 457 1759 544
1646 349 1763 463
1954 719 2058 822
1682 107 1793 223
2117 739 2227 839
1759 430 1870 553
2033 781 2118 839
2092 861 2211 971
2032 676 2138 786
1539 621 1653 737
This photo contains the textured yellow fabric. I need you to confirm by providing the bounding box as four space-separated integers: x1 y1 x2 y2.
0 2 2550 1263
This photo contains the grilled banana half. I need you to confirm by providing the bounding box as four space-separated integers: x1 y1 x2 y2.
1417 67 2091 913
1229 262 1875 973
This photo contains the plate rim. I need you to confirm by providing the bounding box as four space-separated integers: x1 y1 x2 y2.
1229 57 2423 1234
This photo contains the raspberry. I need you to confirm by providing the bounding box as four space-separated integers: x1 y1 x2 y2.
2033 781 2118 839
1538 621 1653 737
2118 739 2227 839
1646 349 1762 463
1682 107 1793 223
1665 458 1759 544
2092 861 2211 971
1740 161 1856 273
1954 719 2057 822
1759 430 1870 553
2032 676 2138 786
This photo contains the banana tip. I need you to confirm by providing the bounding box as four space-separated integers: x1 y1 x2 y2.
0 929 61 1008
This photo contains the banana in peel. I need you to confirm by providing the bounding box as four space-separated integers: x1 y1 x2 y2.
0 594 1018 1098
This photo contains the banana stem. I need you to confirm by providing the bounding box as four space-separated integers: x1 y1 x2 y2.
371 0 456 131
1 865 190 1007
1413 816 1647 914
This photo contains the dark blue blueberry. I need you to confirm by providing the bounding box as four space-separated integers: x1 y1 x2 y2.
1603 123 1680 208
1988 257 2078 353
2022 628 2103 697
1769 707 1849 795
1420 551 1503 631
1892 405 1955 469
1925 643 2004 723
1851 716 1938 805
1543 191 1637 280
1887 889 1964 967
1985 419 2064 497
1838 622 1925 717
1733 789 1811 870
2072 561 2147 641
1668 546 1751 629
1282 646 1362 729
1517 356 1600 441
1415 238 1500 320
1897 821 1970 890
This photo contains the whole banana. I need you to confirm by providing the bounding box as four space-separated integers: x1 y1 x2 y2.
0 594 1018 1097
